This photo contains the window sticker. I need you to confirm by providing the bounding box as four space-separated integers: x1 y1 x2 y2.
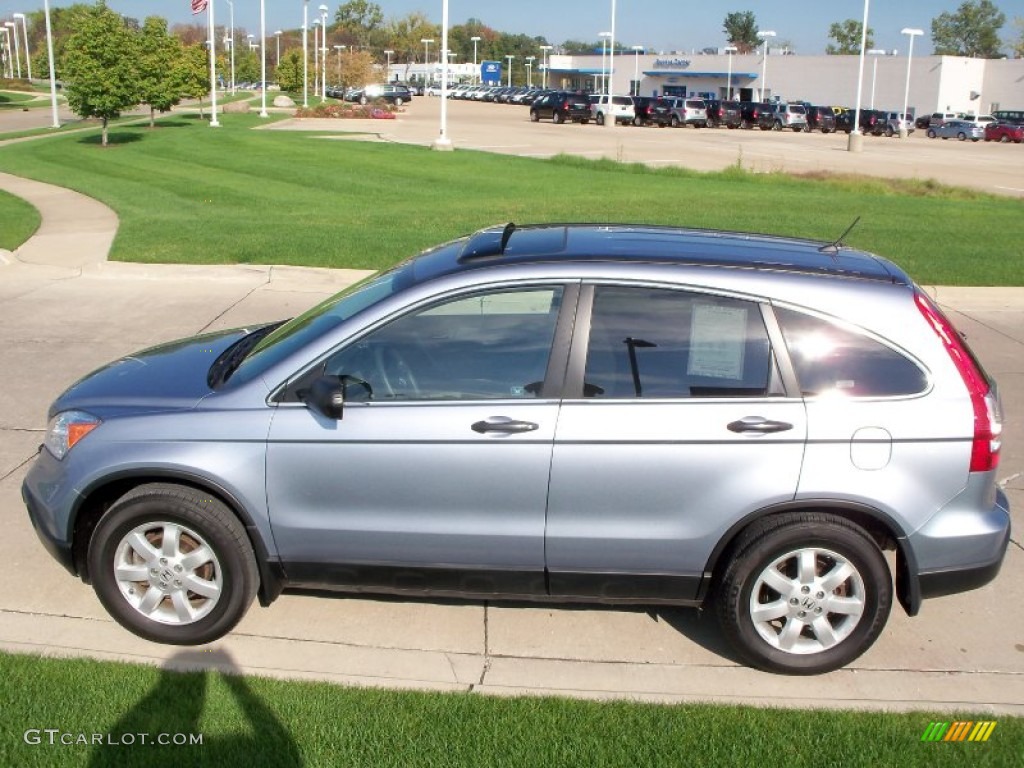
687 303 748 379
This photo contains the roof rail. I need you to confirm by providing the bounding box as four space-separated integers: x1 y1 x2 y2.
458 222 516 263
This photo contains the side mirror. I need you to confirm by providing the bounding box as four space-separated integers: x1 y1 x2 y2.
307 376 345 420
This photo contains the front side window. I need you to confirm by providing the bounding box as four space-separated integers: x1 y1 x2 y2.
776 307 928 398
583 286 773 399
325 287 564 401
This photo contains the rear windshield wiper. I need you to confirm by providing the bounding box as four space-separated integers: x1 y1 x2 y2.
207 321 287 389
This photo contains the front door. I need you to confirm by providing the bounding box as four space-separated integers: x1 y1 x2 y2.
266 284 572 595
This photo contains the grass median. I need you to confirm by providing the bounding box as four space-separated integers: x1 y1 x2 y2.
0 188 40 251
0 112 1020 285
1 651 1019 768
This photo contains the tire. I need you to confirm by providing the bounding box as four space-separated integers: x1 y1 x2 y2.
87 483 259 645
957 132 967 141
633 116 642 127
596 113 605 126
529 110 539 122
1000 135 1009 143
553 111 564 124
773 120 783 131
670 115 679 128
359 95 367 106
394 97 403 107
715 512 892 675
885 126 894 137
927 128 936 138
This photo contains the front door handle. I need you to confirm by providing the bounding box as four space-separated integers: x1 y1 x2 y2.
472 418 539 434
727 416 793 434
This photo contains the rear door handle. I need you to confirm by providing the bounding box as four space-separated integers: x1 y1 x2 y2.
727 417 793 434
472 418 539 434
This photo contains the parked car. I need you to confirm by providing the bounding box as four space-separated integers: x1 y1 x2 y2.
529 91 593 124
23 222 1009 676
914 113 932 130
928 111 963 127
927 119 985 141
984 121 1024 143
591 94 636 126
705 100 743 128
739 101 773 129
761 103 808 132
835 108 883 135
631 96 657 126
804 105 836 133
883 111 914 137
650 97 707 127
349 84 413 105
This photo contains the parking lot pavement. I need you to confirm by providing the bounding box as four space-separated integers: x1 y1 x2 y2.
268 98 1024 199
1 139 1022 712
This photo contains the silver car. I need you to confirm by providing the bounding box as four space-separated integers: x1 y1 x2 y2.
927 119 985 141
23 224 1010 675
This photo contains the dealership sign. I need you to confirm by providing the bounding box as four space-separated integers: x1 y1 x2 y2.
654 58 691 69
481 60 502 85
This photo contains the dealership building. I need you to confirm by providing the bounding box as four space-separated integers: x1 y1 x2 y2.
543 51 1023 117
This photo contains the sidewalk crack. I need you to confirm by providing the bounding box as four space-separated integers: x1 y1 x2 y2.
197 267 274 333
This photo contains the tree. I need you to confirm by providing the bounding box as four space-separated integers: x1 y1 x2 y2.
1010 17 1024 57
723 11 759 54
338 49 374 89
275 49 304 92
931 0 1006 57
137 17 183 128
62 2 140 147
826 19 874 55
334 0 383 47
174 43 210 119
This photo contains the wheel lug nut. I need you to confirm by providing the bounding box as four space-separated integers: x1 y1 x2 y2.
790 598 799 605
816 592 825 599
150 569 158 576
815 607 823 614
798 611 806 618
801 586 810 594
160 558 168 565
174 565 182 572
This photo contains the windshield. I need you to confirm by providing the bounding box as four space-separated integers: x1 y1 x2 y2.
227 266 411 386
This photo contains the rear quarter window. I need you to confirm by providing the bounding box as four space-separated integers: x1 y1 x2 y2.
776 307 928 398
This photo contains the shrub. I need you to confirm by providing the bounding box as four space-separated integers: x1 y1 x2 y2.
294 101 399 119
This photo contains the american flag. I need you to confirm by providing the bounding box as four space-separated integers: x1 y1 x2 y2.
191 0 208 14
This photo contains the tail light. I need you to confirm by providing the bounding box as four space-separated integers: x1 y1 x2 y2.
915 291 1001 472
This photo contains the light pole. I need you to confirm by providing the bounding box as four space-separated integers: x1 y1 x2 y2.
311 20 320 96
598 32 611 95
205 0 219 126
606 0 617 128
334 44 345 84
4 21 20 79
432 0 452 151
225 0 235 93
258 0 268 117
525 55 535 87
421 37 433 84
0 27 11 79
868 49 885 109
505 54 514 87
900 27 923 139
42 0 58 126
848 0 870 152
247 33 255 51
384 49 393 82
302 0 309 107
319 4 328 101
723 45 737 100
630 45 642 96
758 30 776 101
12 13 29 80
471 36 481 82
540 44 552 89
275 30 282 67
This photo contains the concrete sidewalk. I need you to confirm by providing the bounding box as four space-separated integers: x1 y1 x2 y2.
1 172 1022 714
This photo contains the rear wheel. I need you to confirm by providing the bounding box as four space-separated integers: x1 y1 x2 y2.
927 128 936 138
596 112 605 126
957 132 967 141
394 97 403 107
553 111 564 124
88 484 259 645
529 110 539 122
1000 134 1009 143
716 512 892 674
670 115 679 128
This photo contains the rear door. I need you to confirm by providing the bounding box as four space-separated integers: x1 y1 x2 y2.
546 284 807 600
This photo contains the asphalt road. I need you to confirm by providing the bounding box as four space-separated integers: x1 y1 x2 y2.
0 100 1022 713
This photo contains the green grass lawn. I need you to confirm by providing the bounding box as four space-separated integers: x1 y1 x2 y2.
0 188 40 250
0 652 1018 768
0 113 1020 285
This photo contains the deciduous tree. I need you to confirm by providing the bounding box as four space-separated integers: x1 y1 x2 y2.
334 0 383 47
137 16 183 128
826 19 874 55
174 43 210 119
61 2 139 146
931 0 1006 57
723 11 759 54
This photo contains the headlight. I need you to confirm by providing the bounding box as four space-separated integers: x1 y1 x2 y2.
44 411 101 460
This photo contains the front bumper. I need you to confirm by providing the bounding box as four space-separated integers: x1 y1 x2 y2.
23 480 77 576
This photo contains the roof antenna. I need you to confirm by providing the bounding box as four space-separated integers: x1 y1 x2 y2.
819 216 861 255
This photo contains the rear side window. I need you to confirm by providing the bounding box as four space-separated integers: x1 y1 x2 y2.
776 307 928 397
584 287 775 398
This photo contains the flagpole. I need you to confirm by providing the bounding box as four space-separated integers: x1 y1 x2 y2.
207 0 220 126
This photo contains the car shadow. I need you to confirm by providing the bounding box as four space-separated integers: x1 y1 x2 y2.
87 648 302 767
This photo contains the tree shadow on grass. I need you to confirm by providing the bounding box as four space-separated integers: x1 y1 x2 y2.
77 132 143 147
87 648 302 768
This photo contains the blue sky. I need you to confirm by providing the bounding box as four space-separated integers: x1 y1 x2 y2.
7 1 1024 55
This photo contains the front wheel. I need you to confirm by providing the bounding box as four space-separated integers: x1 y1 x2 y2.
359 95 368 105
670 115 680 128
715 512 892 675
87 483 259 645
958 132 967 141
553 111 564 124
927 128 936 138
529 110 539 122
595 112 605 126
394 97 404 107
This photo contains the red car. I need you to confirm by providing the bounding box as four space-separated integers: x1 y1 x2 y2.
984 122 1024 143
